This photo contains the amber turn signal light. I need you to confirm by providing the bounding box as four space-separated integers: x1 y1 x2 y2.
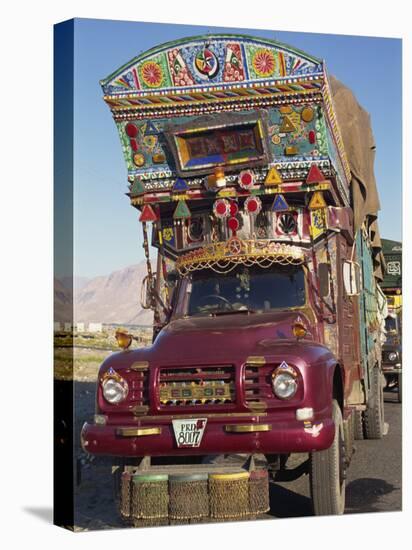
292 321 307 340
115 328 133 350
207 167 226 189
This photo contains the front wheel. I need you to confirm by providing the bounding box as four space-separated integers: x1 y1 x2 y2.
397 372 402 403
353 410 364 440
343 411 355 465
309 399 346 515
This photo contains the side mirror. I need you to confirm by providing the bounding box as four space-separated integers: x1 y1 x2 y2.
140 275 155 310
318 263 330 298
343 260 361 296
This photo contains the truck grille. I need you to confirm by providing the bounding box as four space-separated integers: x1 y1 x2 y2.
244 365 274 409
128 368 150 415
158 365 236 407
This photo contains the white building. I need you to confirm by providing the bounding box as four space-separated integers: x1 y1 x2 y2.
76 322 85 333
64 322 72 332
54 322 61 332
88 322 103 333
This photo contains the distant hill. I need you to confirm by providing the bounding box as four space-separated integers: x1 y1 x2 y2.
73 262 153 326
59 276 91 291
54 277 73 323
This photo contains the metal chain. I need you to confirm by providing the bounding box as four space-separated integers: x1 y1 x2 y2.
142 222 153 280
141 221 160 324
177 254 303 276
324 236 337 322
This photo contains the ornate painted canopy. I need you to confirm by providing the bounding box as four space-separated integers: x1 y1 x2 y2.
101 34 324 97
101 34 352 229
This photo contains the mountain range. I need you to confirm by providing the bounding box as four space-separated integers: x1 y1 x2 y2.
54 262 153 326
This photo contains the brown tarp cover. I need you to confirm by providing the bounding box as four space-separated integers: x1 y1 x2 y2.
329 76 385 281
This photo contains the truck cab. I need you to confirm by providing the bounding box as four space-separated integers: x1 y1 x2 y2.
382 298 402 400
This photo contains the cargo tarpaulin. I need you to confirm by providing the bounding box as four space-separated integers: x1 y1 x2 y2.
329 76 385 281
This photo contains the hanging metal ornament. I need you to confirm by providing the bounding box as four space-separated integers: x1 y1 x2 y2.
227 200 240 236
229 201 239 217
238 170 255 190
228 216 240 234
213 198 231 219
244 195 262 215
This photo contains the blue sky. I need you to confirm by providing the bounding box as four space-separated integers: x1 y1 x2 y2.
70 18 402 278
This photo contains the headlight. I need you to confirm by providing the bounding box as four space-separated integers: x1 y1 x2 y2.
102 377 128 404
272 364 298 399
388 351 398 362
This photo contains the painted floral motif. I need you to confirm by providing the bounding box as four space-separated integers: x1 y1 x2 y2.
143 135 157 150
223 43 245 82
168 48 195 87
103 38 323 94
140 61 163 88
252 48 276 77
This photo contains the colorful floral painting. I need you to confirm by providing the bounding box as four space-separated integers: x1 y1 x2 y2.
140 61 163 87
168 48 195 87
251 48 277 77
223 43 245 82
103 37 323 94
137 54 172 89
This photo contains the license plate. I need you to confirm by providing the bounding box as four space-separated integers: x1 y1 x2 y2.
172 418 207 448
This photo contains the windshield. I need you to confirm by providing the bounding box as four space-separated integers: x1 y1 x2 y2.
178 264 306 317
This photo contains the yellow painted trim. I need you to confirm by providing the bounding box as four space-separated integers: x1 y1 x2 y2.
103 80 323 104
245 401 268 411
130 361 149 371
131 405 149 416
224 424 272 433
245 356 266 365
117 427 162 437
108 88 323 115
210 471 250 481
135 411 267 420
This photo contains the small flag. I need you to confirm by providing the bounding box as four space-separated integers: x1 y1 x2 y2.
306 164 326 184
308 191 327 209
265 166 283 186
139 204 158 222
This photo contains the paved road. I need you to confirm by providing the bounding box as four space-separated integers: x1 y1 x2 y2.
74 385 402 530
269 388 402 517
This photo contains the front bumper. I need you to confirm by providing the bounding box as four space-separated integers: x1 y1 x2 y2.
81 410 334 457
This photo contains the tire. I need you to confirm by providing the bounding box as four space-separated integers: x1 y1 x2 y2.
112 465 122 507
364 367 385 439
354 410 364 440
397 372 402 403
343 412 355 465
310 400 346 515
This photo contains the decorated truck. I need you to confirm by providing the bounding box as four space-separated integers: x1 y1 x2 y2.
81 35 386 521
380 239 402 402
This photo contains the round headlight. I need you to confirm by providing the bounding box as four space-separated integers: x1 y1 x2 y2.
388 351 398 362
102 378 128 404
272 370 298 399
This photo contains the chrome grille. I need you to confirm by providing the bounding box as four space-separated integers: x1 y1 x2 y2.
127 368 149 415
244 365 273 409
158 365 236 407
